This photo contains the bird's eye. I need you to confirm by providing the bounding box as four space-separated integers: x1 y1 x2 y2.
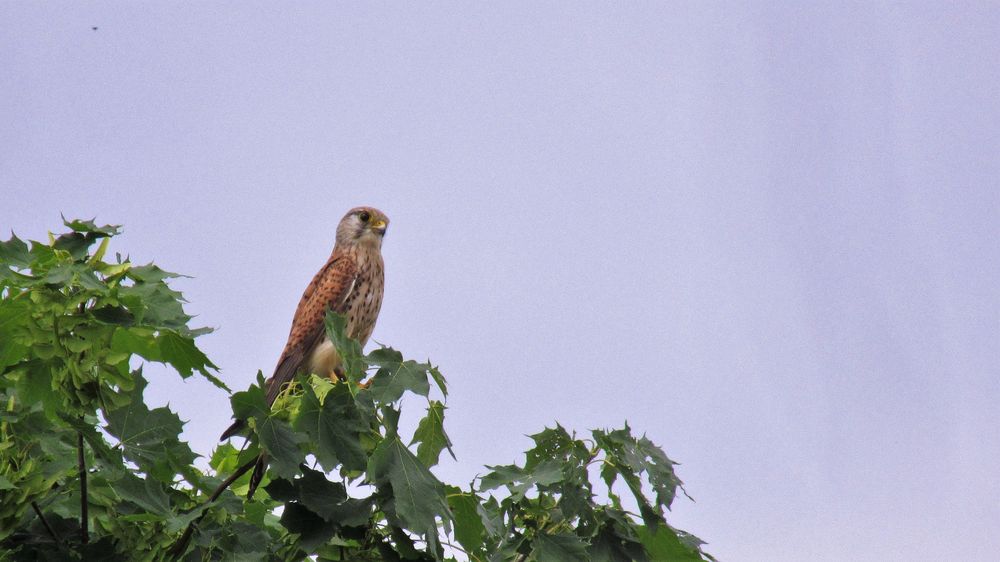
359 211 371 222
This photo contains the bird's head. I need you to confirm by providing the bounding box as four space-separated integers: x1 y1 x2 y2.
336 206 389 249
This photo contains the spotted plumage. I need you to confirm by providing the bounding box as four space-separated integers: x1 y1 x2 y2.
220 206 389 495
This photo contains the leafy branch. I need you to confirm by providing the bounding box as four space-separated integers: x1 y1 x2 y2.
0 219 714 561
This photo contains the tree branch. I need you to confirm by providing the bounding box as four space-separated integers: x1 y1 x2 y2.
31 501 61 545
77 431 88 544
169 456 258 560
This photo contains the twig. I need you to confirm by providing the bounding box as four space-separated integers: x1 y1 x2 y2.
169 457 258 560
77 431 88 544
31 501 62 544
414 537 481 562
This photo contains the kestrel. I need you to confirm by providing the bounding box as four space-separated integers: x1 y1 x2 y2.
220 207 388 491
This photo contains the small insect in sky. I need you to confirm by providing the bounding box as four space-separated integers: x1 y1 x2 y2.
91 26 98 31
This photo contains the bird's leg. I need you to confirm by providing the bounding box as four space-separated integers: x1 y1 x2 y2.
329 366 372 389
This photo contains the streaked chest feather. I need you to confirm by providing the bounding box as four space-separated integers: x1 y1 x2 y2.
341 252 384 345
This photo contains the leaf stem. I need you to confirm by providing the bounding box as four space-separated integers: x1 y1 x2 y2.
414 537 481 562
31 501 62 544
77 430 89 544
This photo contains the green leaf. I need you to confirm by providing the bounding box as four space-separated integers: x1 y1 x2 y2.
111 327 226 389
64 335 92 353
43 262 74 285
62 217 121 237
0 232 32 268
477 495 505 540
164 503 214 534
428 365 448 397
257 417 306 479
263 477 298 502
279 502 337 552
479 460 562 502
521 425 596 524
52 232 106 261
157 330 226 389
448 490 485 555
292 378 369 472
636 525 709 562
530 532 590 562
230 377 269 421
111 326 162 361
636 434 684 510
297 469 349 518
526 425 589 470
103 373 198 481
27 240 57 269
62 413 126 474
88 236 110 265
588 512 649 562
367 433 452 551
126 263 180 283
15 360 61 418
366 347 433 404
91 305 135 326
109 472 171 516
526 460 564 485
209 443 241 473
118 274 192 330
0 299 29 369
323 311 364 378
410 400 455 468
287 467 374 527
593 426 683 528
191 520 272 560
71 263 107 293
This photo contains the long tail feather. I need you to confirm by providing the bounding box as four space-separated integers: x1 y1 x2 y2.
219 419 246 441
247 453 269 499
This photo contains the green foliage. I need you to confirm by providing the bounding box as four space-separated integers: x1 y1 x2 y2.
1 219 714 561
0 219 236 560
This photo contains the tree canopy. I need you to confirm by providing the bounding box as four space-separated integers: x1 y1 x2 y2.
0 219 714 561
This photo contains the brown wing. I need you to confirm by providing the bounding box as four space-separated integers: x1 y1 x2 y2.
264 252 358 406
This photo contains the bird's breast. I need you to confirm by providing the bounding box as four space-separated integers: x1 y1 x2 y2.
342 267 383 346
308 338 342 379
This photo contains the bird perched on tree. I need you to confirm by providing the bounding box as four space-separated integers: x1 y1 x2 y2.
220 206 389 495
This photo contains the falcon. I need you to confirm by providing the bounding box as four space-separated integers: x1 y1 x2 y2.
220 206 389 492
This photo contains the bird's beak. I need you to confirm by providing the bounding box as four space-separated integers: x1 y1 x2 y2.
371 219 387 235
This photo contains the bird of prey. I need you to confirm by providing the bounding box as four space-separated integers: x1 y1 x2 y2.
220 206 389 494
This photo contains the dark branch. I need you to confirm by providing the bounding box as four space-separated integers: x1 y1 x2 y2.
31 501 61 545
77 431 88 544
169 457 258 560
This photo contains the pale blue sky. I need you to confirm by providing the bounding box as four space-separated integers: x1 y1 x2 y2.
3 3 999 560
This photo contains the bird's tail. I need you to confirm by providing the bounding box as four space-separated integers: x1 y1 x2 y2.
218 418 267 499
219 418 246 441
247 453 268 499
